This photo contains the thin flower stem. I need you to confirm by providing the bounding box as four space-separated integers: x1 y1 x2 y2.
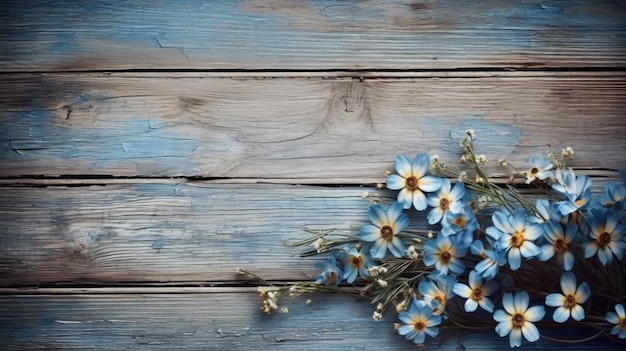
540 328 606 344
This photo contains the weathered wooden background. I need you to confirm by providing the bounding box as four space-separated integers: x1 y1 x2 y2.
1 1 625 349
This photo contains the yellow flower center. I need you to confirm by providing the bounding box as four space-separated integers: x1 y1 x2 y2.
511 231 524 248
439 198 450 210
381 225 394 241
619 317 626 328
405 176 419 191
453 216 466 228
564 294 577 308
512 313 525 327
597 232 612 247
350 255 363 268
440 250 452 263
472 288 483 301
554 238 568 253
413 320 425 331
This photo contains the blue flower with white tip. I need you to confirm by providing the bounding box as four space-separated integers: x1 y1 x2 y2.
552 169 592 215
453 270 497 313
486 209 543 270
545 272 590 323
426 178 466 224
418 273 456 316
386 154 443 211
359 201 409 259
423 234 467 275
538 219 578 271
315 254 343 286
525 156 554 184
606 303 626 339
493 291 545 348
397 298 442 345
584 207 626 265
338 245 374 284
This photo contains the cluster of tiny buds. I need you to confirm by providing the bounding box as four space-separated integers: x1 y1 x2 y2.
377 279 388 288
466 129 476 140
476 154 488 164
258 287 279 315
498 159 508 166
562 146 574 158
406 245 419 259
313 238 326 253
367 265 389 277
372 303 385 321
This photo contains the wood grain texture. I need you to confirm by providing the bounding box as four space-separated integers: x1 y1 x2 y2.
1 292 623 350
1 73 625 179
1 0 625 71
0 179 618 287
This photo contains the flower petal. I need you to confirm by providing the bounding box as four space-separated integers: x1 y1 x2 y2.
513 291 530 313
367 205 387 226
395 155 413 178
552 306 570 323
464 298 478 312
397 188 413 209
495 320 512 336
419 175 443 193
453 283 472 298
359 224 381 242
570 305 585 321
412 190 428 211
411 153 430 178
478 297 495 313
521 321 540 343
524 305 546 322
560 272 577 295
386 174 406 190
545 293 564 307
509 328 523 348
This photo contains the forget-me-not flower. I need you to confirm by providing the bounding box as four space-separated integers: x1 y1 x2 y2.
545 272 590 323
360 201 409 259
453 270 497 313
493 291 545 348
606 303 626 339
584 208 626 265
315 255 343 286
426 178 466 224
339 245 374 284
552 169 592 215
538 219 578 271
486 209 543 270
386 154 443 210
423 234 467 275
397 298 442 345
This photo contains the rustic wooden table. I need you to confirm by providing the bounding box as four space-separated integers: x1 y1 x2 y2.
1 1 625 350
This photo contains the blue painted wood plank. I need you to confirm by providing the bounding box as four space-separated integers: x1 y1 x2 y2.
0 0 624 71
0 292 623 350
1 74 624 179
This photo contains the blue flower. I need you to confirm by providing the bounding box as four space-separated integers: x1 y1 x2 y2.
418 273 456 316
386 154 443 210
493 291 545 348
597 182 625 211
584 208 626 265
474 247 507 280
453 270 497 313
423 234 467 275
360 201 409 258
338 245 374 284
552 169 592 215
315 255 343 286
529 199 561 224
426 178 466 224
606 304 626 339
525 156 554 184
538 219 578 271
486 209 543 270
440 206 478 246
545 272 590 323
397 298 442 345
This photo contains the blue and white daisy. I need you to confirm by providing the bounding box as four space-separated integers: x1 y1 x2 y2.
423 234 468 275
426 178 466 224
386 154 443 211
314 255 343 286
545 272 590 323
538 219 578 271
584 208 626 265
440 206 478 246
418 273 456 316
552 169 592 215
453 270 497 313
360 201 409 259
525 156 554 184
397 298 442 345
486 209 543 270
606 303 626 339
339 245 374 284
493 291 545 348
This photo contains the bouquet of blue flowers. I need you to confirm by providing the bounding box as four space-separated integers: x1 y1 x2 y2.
240 131 626 348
